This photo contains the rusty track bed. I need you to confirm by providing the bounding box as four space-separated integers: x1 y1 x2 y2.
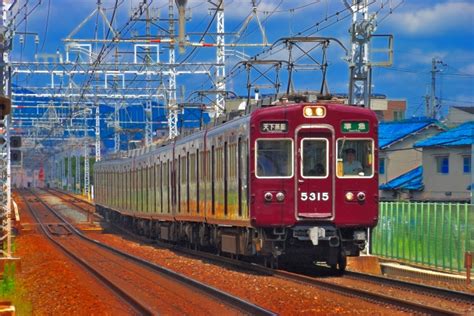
23 189 276 316
21 190 152 315
50 189 472 315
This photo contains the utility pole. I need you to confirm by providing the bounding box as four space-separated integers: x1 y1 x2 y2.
144 5 153 146
345 0 376 108
114 103 120 153
215 0 226 117
168 0 178 138
0 0 12 258
84 144 90 199
75 154 81 193
430 58 437 118
95 102 101 161
426 57 446 119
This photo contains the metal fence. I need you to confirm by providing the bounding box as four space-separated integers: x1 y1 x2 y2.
372 202 474 272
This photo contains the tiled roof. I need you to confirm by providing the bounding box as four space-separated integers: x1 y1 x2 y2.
414 121 474 147
379 118 441 149
379 166 423 191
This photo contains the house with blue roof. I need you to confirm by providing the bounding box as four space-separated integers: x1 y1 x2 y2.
378 118 445 200
413 121 473 202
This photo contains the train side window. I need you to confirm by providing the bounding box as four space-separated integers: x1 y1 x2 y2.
211 145 215 215
142 166 146 212
144 166 148 213
238 138 242 217
163 160 168 214
196 148 200 214
135 168 138 211
256 139 293 178
224 142 228 216
167 159 171 214
129 169 132 211
156 162 159 213
139 166 143 212
138 167 141 211
177 156 181 213
186 152 190 213
336 139 374 178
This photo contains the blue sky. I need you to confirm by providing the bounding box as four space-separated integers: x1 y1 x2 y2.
11 0 474 119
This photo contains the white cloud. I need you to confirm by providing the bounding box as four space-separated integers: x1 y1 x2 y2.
461 63 474 75
388 1 474 35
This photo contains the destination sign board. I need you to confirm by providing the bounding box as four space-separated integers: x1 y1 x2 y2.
260 121 288 133
341 121 369 133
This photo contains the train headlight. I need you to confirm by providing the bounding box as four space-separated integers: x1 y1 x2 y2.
315 107 324 116
357 192 366 201
303 106 326 118
345 192 354 201
276 192 285 202
264 192 273 202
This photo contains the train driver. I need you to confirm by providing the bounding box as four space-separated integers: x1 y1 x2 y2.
343 148 363 175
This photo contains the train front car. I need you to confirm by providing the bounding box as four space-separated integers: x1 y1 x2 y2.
250 102 378 270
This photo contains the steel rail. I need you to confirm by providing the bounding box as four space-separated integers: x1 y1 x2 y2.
44 188 101 220
29 189 276 316
344 270 474 304
19 190 154 316
49 189 469 315
177 247 465 315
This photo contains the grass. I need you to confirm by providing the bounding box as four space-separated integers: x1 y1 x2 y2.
0 240 33 315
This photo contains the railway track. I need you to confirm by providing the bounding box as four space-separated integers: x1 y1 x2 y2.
48 189 474 315
172 247 472 315
21 189 276 316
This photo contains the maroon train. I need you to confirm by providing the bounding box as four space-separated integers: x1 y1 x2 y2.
94 99 378 270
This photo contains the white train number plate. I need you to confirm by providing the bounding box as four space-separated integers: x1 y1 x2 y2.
300 192 329 201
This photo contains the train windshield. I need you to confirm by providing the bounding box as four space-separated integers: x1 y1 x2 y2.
301 138 328 178
337 139 374 178
256 139 293 178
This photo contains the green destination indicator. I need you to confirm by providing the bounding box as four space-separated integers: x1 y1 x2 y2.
341 121 369 133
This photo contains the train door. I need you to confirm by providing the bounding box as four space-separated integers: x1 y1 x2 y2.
296 128 334 219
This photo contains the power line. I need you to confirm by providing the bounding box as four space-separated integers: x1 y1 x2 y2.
40 0 51 52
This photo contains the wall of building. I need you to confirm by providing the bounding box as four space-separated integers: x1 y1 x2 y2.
379 126 439 181
445 108 474 127
379 126 442 200
381 100 406 121
414 146 471 201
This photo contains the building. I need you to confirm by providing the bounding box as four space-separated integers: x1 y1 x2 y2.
331 93 407 121
413 121 473 202
373 99 407 121
378 118 444 200
445 106 474 127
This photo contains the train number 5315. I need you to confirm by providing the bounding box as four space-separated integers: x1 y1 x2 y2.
301 192 329 201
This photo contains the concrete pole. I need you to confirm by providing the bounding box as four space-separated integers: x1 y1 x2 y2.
430 57 436 119
75 155 79 193
67 154 72 191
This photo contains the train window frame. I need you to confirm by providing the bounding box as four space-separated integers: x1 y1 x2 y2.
300 138 329 179
336 137 375 179
255 138 294 179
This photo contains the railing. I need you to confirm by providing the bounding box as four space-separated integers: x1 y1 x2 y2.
372 202 474 272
